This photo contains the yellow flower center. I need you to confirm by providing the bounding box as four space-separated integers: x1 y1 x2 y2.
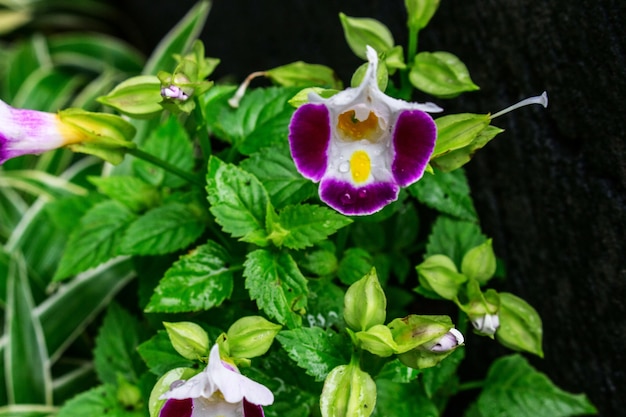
350 150 371 183
337 110 380 141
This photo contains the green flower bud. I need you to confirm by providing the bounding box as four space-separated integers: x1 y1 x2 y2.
97 75 163 119
344 268 387 332
416 254 467 300
148 367 198 417
387 314 452 353
116 375 142 409
226 316 282 359
163 321 210 361
496 292 544 357
355 324 398 357
405 0 440 30
320 362 377 417
457 280 500 337
461 239 497 284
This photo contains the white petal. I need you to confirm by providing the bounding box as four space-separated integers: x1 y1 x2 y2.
161 370 216 400
207 345 274 406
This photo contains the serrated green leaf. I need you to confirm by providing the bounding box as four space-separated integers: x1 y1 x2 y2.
276 327 349 381
88 176 159 212
410 168 477 221
132 116 195 188
474 355 597 417
53 200 136 281
5 253 51 404
339 13 394 59
376 359 421 383
239 148 317 208
142 0 211 76
421 347 464 398
272 204 352 250
121 202 206 256
137 330 195 376
206 156 271 245
55 384 143 417
243 249 308 328
425 215 486 267
145 241 233 313
410 51 479 98
93 303 145 385
305 278 345 328
338 248 373 285
373 380 438 417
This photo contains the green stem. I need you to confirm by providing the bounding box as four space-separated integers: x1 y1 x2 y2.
458 379 485 392
399 25 420 100
126 147 203 187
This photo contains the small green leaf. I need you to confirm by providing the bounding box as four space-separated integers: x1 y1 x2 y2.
338 248 374 285
272 204 352 249
474 355 597 417
410 168 478 222
410 51 479 98
163 321 210 360
121 202 206 256
276 327 349 382
432 113 491 158
339 13 394 59
421 347 464 398
88 176 160 212
373 380 438 417
297 249 339 277
137 330 195 376
243 249 308 328
132 116 195 188
54 200 136 281
496 292 544 357
266 61 342 89
239 147 317 208
93 303 145 385
146 241 234 313
376 359 421 383
206 156 271 245
461 239 497 284
425 215 486 267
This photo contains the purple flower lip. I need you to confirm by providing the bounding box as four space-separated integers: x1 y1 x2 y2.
288 45 440 216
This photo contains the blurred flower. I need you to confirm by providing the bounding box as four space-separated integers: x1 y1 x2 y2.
471 313 500 336
288 45 442 215
161 85 190 101
0 99 85 164
159 344 273 417
422 328 464 352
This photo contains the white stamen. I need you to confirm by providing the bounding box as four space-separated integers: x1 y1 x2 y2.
490 91 548 119
228 71 267 108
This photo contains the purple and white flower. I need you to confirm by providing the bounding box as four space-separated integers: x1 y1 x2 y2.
423 328 465 352
0 99 84 165
159 344 274 417
288 46 442 215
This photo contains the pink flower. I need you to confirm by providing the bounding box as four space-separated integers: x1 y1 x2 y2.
159 344 274 417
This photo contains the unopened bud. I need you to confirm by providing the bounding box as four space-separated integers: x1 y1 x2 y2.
163 321 210 360
471 313 500 336
355 324 398 357
421 328 464 352
343 268 386 332
320 362 376 417
387 314 453 354
161 85 189 101
226 316 282 359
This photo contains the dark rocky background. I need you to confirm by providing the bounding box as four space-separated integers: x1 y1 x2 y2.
117 0 625 415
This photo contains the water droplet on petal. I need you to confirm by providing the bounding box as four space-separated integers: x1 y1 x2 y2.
339 161 350 173
358 189 368 199
341 193 353 205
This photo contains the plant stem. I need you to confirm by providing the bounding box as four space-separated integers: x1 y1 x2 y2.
126 147 203 187
400 25 419 100
458 380 485 392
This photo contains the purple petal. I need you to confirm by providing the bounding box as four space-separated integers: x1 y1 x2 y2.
391 110 437 187
288 103 330 181
243 398 265 417
0 133 8 164
319 178 399 216
159 398 193 417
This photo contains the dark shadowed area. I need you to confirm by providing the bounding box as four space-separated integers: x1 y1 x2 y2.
117 0 626 414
